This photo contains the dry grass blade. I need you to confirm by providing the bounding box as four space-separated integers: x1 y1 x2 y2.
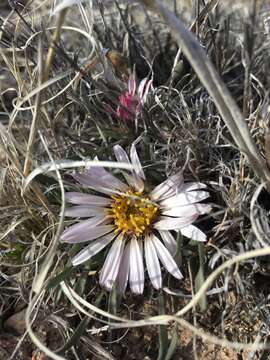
23 39 42 177
189 0 219 33
43 9 68 82
23 159 134 192
2 1 270 358
142 0 270 188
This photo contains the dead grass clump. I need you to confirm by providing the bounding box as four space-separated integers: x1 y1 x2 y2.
1 1 270 359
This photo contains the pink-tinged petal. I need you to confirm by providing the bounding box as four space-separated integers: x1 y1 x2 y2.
115 242 131 294
158 230 177 257
74 173 117 195
130 143 145 180
71 232 116 266
74 166 129 194
137 78 148 99
180 225 207 242
86 166 129 191
137 78 152 104
160 191 210 208
141 79 153 104
113 144 143 190
151 235 183 279
150 171 183 201
113 145 130 164
65 192 111 206
154 215 198 231
61 216 106 242
62 224 114 244
161 203 211 217
64 205 106 218
144 234 162 289
128 74 136 96
99 235 125 290
129 237 144 294
117 92 138 121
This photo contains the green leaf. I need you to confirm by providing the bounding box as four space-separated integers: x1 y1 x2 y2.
74 273 88 296
47 267 74 289
57 291 105 354
175 231 183 266
165 325 178 360
194 242 207 312
108 285 118 316
59 316 90 354
158 292 169 360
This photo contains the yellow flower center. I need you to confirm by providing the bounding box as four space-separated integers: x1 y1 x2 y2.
110 190 158 237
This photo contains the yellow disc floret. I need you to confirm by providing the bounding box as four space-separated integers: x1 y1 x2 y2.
110 189 158 237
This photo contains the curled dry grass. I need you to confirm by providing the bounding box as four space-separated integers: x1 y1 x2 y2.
1 0 270 359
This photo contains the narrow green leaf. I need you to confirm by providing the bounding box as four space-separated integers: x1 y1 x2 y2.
194 243 207 312
57 292 105 354
47 267 74 289
158 292 169 360
108 285 118 316
164 325 178 360
175 231 183 266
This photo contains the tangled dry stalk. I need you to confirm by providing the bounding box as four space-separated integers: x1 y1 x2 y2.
1 0 270 359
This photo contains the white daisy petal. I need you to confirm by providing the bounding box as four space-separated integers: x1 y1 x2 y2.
64 205 106 218
71 232 115 266
74 173 117 195
181 182 207 192
114 143 145 191
116 242 131 294
113 145 140 189
154 215 198 231
158 230 177 257
74 166 129 193
100 235 125 290
129 237 144 294
180 224 207 242
152 235 183 279
131 172 145 192
144 234 162 289
113 145 130 164
130 143 146 180
61 216 106 242
65 192 111 205
150 171 183 201
161 203 211 217
160 191 210 208
62 224 114 244
88 166 129 191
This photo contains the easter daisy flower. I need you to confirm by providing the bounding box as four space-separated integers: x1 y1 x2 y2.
61 144 211 294
116 73 152 122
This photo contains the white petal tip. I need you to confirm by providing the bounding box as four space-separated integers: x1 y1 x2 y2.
175 272 184 280
71 259 81 267
180 225 207 242
132 288 144 295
